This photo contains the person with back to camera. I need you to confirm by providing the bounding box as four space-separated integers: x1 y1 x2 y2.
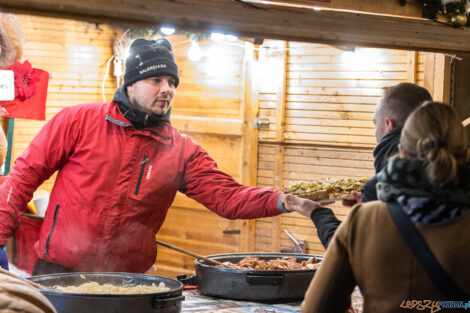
287 83 433 249
0 273 56 313
0 37 317 275
301 102 470 313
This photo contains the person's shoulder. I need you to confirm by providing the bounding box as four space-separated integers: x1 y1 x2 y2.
352 200 387 213
168 126 210 161
348 200 388 223
69 102 108 113
57 102 108 117
170 126 199 145
335 201 389 240
169 125 186 137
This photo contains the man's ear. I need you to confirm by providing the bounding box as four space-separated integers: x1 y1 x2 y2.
385 117 396 131
398 144 407 159
126 84 133 95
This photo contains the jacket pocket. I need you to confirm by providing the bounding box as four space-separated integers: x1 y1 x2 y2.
135 155 149 196
43 204 61 258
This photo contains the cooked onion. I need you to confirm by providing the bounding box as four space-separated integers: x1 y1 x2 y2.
54 281 170 294
219 256 320 270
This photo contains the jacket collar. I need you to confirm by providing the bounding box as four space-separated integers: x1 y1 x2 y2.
113 86 171 129
105 101 173 144
373 126 402 173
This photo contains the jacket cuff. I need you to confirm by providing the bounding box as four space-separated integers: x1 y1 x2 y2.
310 206 334 223
277 194 289 213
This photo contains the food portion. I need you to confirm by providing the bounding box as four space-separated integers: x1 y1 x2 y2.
283 177 368 201
219 256 320 270
53 281 170 294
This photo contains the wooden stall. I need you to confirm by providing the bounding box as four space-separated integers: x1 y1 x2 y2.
1 0 468 278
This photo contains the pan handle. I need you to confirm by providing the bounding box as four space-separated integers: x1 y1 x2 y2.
246 274 284 285
177 274 198 285
152 295 185 309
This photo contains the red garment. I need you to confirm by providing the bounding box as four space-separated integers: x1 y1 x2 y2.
0 67 49 121
0 102 281 272
12 216 41 274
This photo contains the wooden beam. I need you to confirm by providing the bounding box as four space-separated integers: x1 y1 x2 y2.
171 115 243 136
433 54 452 104
272 145 283 253
406 51 418 83
3 0 470 53
274 42 288 144
262 0 423 17
423 53 436 95
423 53 453 103
271 41 288 253
240 42 259 252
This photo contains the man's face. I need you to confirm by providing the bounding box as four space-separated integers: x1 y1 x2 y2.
126 76 176 116
373 99 389 143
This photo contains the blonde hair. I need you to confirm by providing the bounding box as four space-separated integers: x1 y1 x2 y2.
400 102 468 187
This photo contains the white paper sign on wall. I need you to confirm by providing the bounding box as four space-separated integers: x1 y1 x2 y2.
0 70 14 101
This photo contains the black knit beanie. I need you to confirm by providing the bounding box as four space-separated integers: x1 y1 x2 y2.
123 37 179 88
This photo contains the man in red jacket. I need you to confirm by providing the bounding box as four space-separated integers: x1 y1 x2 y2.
0 38 318 274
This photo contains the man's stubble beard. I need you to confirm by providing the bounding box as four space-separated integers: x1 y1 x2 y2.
132 99 170 118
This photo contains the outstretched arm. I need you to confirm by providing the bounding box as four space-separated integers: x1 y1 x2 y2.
180 144 282 219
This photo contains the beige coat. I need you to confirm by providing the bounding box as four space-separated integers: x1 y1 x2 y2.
301 201 470 313
0 273 56 313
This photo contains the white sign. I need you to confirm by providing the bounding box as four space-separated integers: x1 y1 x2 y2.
0 70 14 101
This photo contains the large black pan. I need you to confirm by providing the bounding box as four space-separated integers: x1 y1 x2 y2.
178 252 322 301
29 272 184 313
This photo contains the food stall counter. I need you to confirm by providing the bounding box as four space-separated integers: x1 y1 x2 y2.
181 288 363 313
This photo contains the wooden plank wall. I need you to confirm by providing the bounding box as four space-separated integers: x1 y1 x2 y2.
254 41 436 256
12 15 119 190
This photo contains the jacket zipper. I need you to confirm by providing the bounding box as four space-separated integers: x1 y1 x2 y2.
43 204 61 258
135 155 149 195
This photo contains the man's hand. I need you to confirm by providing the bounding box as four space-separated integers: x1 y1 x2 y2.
342 191 362 207
283 194 327 218
0 246 9 270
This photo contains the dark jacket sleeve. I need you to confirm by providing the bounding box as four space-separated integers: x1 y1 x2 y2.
361 175 378 203
310 207 341 249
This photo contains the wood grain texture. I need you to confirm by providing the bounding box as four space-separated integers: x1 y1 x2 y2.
2 0 469 53
253 42 433 256
269 0 422 17
240 42 259 252
12 15 118 191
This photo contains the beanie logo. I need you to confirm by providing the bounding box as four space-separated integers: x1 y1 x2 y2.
140 64 167 75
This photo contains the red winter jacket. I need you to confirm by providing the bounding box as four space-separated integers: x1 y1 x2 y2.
0 102 281 272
